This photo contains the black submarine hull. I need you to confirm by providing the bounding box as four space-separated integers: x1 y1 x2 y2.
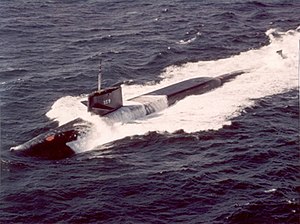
10 118 91 160
11 71 244 159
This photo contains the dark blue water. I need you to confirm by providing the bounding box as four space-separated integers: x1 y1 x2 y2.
1 0 299 223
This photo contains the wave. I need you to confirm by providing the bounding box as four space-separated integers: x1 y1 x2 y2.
46 27 300 154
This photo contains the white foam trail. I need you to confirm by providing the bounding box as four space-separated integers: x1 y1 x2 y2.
106 95 168 122
264 188 277 193
178 31 201 45
46 27 300 153
179 36 197 45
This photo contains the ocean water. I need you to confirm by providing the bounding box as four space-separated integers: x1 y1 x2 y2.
1 0 299 223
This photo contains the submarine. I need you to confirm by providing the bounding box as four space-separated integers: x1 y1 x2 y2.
10 62 245 159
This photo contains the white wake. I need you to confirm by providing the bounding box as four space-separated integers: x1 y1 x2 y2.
46 27 300 153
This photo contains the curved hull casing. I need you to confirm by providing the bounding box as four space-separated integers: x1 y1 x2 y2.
10 118 91 159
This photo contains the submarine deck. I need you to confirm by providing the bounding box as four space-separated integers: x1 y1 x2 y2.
130 77 213 99
129 77 218 106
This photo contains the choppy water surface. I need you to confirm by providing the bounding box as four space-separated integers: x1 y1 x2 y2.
1 0 299 223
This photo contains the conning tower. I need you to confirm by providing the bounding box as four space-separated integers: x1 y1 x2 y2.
87 59 123 116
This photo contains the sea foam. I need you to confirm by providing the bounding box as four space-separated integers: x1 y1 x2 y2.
46 27 300 153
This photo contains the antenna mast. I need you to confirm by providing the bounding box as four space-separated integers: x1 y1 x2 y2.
298 40 300 92
98 59 102 91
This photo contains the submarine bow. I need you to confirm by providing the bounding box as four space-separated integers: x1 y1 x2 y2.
10 118 91 160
